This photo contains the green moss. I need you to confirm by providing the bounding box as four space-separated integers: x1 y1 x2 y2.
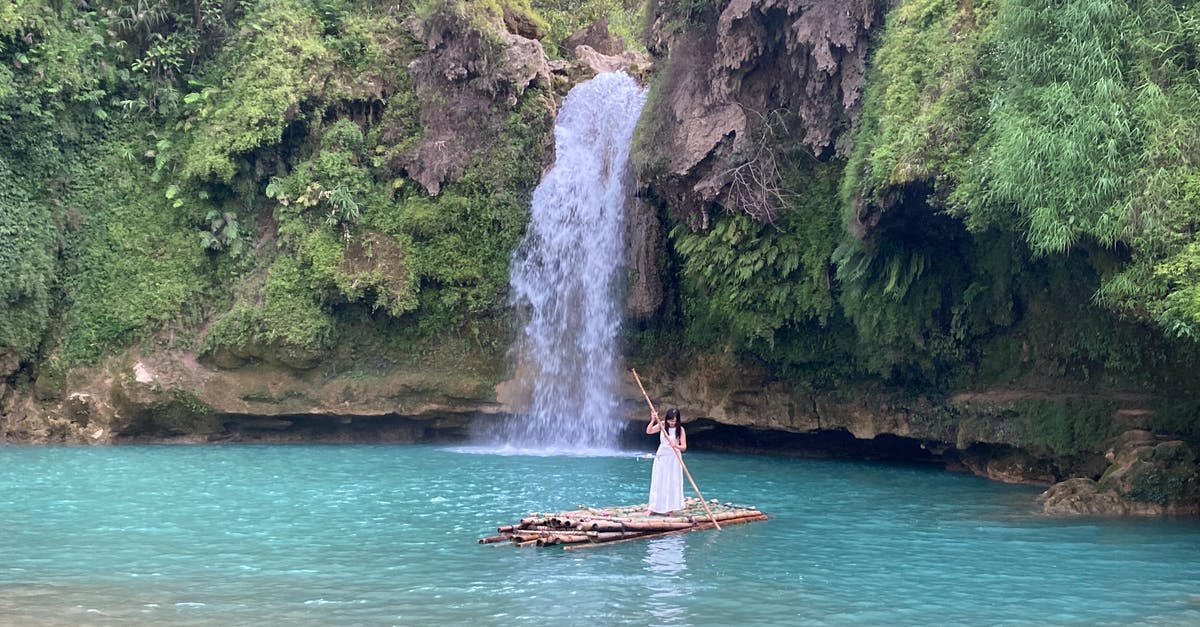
241 388 307 404
199 305 260 356
1145 400 1200 444
302 229 346 289
176 0 400 182
61 136 211 363
1012 398 1117 456
201 252 335 360
629 60 675 183
0 142 56 360
259 254 336 351
178 2 327 180
326 306 512 389
317 229 420 317
843 0 995 212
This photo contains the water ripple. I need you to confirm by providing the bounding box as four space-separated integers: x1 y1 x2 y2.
1 445 1198 625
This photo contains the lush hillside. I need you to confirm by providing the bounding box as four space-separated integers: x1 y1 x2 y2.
634 0 1200 410
2 0 1200 510
0 0 564 375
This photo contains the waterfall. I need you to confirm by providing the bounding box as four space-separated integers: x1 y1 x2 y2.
497 71 647 454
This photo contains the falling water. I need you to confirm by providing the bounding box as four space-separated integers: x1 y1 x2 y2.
499 71 647 453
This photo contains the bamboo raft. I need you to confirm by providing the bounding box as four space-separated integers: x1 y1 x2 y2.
479 497 768 550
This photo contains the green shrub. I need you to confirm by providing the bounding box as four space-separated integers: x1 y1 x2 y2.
61 136 210 363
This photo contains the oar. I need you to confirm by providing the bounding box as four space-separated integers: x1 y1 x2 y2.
631 368 720 530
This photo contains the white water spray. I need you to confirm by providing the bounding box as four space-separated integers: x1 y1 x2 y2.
497 71 647 454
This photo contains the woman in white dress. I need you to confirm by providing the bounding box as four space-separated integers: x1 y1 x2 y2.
646 407 687 515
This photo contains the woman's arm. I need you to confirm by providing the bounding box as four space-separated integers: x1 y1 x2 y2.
676 427 687 452
645 410 661 434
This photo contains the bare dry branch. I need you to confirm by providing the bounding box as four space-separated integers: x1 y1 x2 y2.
722 108 790 223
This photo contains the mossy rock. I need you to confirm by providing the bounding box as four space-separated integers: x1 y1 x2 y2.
1044 430 1200 515
1099 437 1200 508
109 384 225 439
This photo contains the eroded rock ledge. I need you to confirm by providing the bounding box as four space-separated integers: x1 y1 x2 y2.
628 363 1200 517
5 347 1197 517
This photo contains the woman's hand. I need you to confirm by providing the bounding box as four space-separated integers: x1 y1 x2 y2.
645 410 661 434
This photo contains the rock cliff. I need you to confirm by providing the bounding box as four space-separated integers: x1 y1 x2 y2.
636 0 882 222
2 3 1195 519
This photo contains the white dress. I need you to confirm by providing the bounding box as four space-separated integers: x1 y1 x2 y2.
648 427 684 514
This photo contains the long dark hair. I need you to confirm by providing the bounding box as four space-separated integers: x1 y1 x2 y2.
664 407 682 436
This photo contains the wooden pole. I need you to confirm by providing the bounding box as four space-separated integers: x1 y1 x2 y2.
631 369 721 530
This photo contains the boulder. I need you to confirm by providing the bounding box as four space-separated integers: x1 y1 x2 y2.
564 18 625 57
1040 430 1200 515
570 45 651 81
1040 477 1129 515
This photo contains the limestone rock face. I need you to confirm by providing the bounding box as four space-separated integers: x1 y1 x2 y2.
958 446 1059 485
502 6 544 41
387 7 553 196
1038 478 1130 515
624 197 664 319
3 342 506 444
556 19 651 83
639 0 882 221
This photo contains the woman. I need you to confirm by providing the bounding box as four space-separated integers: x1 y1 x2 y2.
646 407 687 515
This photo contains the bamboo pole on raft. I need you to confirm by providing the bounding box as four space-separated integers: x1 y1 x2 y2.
631 368 721 531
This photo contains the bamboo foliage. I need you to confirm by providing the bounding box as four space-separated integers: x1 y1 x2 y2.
960 0 1139 255
1093 2 1200 337
844 0 1200 353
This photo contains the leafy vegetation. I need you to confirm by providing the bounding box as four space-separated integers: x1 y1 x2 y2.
0 119 58 361
176 0 338 181
193 0 554 360
1011 398 1117 456
60 130 212 363
842 0 995 214
4 0 1200 469
0 0 567 372
954 0 1139 253
671 156 841 352
645 0 1200 413
808 0 1200 388
531 0 647 53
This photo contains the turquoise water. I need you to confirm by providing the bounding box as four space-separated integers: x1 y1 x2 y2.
2 445 1198 626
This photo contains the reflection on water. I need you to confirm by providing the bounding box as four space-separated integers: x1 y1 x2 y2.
645 536 687 576
644 536 688 624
